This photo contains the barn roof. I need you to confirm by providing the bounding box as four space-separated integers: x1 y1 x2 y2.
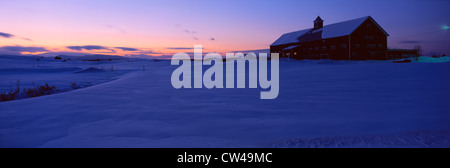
283 45 300 50
313 16 324 23
271 16 389 46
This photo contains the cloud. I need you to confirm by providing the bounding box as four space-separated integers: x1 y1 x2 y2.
67 45 109 51
166 47 193 50
166 47 205 50
0 46 47 52
114 47 139 51
210 37 216 41
21 37 33 41
183 29 197 34
232 49 270 54
193 37 199 40
136 50 160 54
0 46 48 55
105 25 126 34
399 40 421 44
0 32 14 38
0 32 33 41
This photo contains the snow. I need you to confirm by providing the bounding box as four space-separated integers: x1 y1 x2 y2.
283 45 300 50
0 56 449 148
321 16 370 39
271 28 312 46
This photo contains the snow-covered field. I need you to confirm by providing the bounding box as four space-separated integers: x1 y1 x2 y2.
0 55 449 148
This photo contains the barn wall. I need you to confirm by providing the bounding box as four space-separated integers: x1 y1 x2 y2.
350 19 388 60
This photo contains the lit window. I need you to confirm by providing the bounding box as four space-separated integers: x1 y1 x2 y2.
294 52 297 56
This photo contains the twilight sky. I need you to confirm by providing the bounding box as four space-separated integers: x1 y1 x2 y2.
0 0 449 57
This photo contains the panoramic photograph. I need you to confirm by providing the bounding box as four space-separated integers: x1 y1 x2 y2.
1 0 449 150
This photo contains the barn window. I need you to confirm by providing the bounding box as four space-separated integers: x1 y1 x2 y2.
315 47 319 51
309 48 313 51
379 44 383 48
356 44 360 48
367 23 371 28
367 44 375 48
322 46 326 51
341 44 347 49
330 45 336 50
294 52 297 56
370 52 375 56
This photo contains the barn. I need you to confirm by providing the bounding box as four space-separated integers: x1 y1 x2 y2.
270 16 389 60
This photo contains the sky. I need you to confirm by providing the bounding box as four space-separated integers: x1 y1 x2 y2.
0 0 449 57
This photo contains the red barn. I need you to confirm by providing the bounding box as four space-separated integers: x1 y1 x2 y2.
270 16 389 60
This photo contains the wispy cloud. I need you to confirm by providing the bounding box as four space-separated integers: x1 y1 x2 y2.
0 32 33 41
210 37 216 41
399 40 421 44
67 45 109 51
105 25 126 34
136 50 160 55
166 47 204 50
183 29 197 34
114 47 139 51
21 37 33 41
0 32 14 38
232 49 270 54
0 46 48 55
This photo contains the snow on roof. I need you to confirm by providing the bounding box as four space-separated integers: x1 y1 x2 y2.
322 16 370 39
271 28 312 46
271 16 388 46
283 45 300 50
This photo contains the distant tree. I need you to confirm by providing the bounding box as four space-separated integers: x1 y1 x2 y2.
414 45 423 56
54 56 62 60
